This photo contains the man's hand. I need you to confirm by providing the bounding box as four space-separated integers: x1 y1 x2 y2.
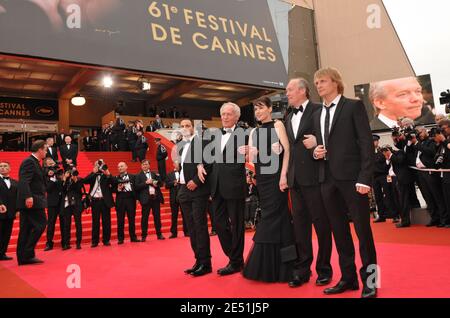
356 185 370 195
197 164 207 183
146 179 153 185
25 197 34 209
48 170 55 177
187 181 198 191
238 145 249 155
303 135 318 150
313 145 327 160
118 183 125 191
93 166 99 173
104 169 111 176
0 205 7 214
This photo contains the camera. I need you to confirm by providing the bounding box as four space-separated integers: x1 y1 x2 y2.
403 127 417 141
96 160 108 173
440 90 450 105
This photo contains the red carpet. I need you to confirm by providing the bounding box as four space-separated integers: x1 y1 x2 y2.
1 223 450 298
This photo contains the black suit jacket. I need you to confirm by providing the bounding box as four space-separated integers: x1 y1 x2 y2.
17 155 47 210
60 144 78 166
312 96 374 185
389 151 414 185
0 177 18 219
204 127 248 199
83 173 114 208
165 171 180 201
55 134 66 147
177 136 211 198
46 146 59 162
285 101 322 187
135 171 164 205
46 177 63 208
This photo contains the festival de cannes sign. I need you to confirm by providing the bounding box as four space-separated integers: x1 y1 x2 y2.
0 0 287 89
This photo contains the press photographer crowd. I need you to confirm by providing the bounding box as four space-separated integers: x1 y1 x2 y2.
1 67 450 299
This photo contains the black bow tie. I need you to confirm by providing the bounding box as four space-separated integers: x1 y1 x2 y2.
292 106 304 115
222 128 233 135
2 177 10 180
323 103 336 110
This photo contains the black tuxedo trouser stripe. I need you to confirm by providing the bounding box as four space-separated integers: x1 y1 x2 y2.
91 200 111 244
141 201 162 237
179 187 211 265
211 194 245 267
116 196 137 241
16 209 47 262
0 218 14 255
320 167 377 283
290 184 333 278
61 206 83 246
46 206 63 245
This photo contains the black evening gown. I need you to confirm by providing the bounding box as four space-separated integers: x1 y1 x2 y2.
242 121 297 283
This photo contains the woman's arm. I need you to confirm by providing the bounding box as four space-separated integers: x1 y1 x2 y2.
274 121 290 192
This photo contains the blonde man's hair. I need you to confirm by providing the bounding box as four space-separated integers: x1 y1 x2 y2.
314 67 345 95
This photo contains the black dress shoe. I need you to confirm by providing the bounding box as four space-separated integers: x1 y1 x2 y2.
426 221 440 227
209 231 217 236
169 234 177 239
141 237 147 242
185 263 201 274
373 218 386 223
91 243 99 248
118 240 124 245
361 285 377 298
44 244 53 252
18 258 44 266
103 242 111 246
62 245 72 251
316 276 332 286
324 281 359 295
288 274 310 288
191 264 212 277
76 244 81 250
396 222 411 228
131 238 140 243
437 223 446 228
217 263 243 276
0 254 13 261
157 235 165 240
392 218 400 224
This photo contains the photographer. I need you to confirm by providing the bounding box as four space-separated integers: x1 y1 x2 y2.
381 146 414 228
407 128 446 227
244 170 259 229
61 168 84 250
112 162 139 244
43 158 64 251
83 160 114 247
431 128 450 227
372 135 390 223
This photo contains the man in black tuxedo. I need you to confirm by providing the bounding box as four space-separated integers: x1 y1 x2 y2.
16 140 48 265
135 160 165 241
177 119 212 276
309 68 377 298
166 164 188 238
284 78 333 288
82 131 93 152
83 160 114 247
60 135 78 170
43 160 63 251
372 135 390 222
0 161 18 261
135 131 148 162
45 137 59 163
198 103 248 276
113 162 139 244
55 129 66 149
156 138 168 181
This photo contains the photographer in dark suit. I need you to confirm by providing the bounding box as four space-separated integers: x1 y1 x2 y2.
43 159 63 251
166 163 188 238
61 168 84 250
83 160 114 247
135 160 165 242
156 138 168 181
198 103 248 276
16 140 48 266
0 161 18 261
372 135 390 222
60 135 78 170
45 137 59 163
112 162 139 244
177 119 212 277
285 78 333 288
135 131 148 162
309 68 377 298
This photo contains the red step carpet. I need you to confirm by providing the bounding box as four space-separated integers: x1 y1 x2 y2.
1 222 450 298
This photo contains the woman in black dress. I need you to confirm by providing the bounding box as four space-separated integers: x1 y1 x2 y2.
242 96 298 283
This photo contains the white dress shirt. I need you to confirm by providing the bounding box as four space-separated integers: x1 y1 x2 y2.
377 114 400 129
179 135 195 184
1 176 11 189
221 125 236 152
90 175 103 198
291 100 309 139
144 171 156 195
